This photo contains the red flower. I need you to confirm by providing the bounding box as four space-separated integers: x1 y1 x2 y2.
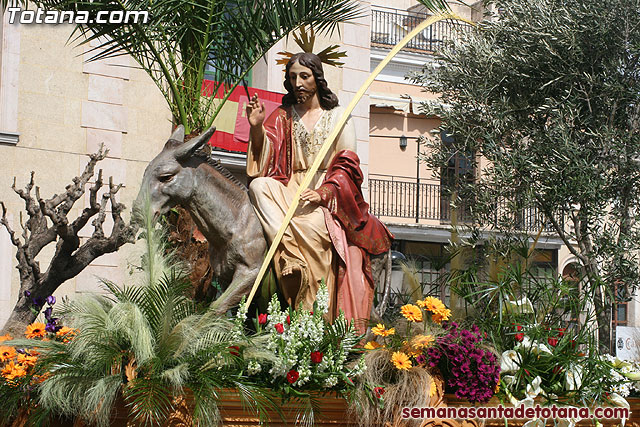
286 315 291 324
514 324 524 342
552 366 563 375
229 345 240 356
286 370 299 384
258 313 268 325
524 369 531 376
275 323 284 334
373 387 385 399
557 328 565 337
310 351 323 364
548 337 558 347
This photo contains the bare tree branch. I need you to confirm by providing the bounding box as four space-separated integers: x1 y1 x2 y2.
0 149 134 335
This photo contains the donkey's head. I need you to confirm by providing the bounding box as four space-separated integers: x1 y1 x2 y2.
135 125 216 219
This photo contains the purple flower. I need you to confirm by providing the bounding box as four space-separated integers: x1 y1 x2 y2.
416 354 427 365
44 306 53 321
46 295 56 306
23 290 31 298
45 319 60 333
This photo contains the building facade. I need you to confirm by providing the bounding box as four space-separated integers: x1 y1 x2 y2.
0 1 637 351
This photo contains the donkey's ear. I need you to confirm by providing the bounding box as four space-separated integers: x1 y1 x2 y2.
174 126 216 160
163 125 186 150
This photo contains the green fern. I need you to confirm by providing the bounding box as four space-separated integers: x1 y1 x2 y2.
34 200 266 426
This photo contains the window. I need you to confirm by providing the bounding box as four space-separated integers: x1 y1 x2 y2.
529 248 557 284
0 7 20 144
612 281 628 326
439 131 475 222
399 241 451 305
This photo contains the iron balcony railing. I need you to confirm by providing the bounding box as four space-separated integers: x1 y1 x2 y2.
371 7 471 53
368 176 554 233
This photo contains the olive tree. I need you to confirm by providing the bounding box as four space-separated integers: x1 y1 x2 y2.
413 0 640 352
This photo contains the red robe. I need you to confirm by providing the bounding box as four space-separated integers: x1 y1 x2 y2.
254 106 393 327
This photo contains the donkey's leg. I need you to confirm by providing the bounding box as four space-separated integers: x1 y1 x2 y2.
210 263 260 315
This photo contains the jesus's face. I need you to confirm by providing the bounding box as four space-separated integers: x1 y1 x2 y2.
288 61 317 104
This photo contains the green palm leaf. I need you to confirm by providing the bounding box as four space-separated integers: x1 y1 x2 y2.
25 0 362 132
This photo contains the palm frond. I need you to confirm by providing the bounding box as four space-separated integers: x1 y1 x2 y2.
30 0 362 131
124 377 174 425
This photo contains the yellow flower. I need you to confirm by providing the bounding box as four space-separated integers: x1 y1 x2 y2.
17 353 38 367
429 380 438 397
431 308 452 324
1 361 27 381
418 296 446 313
494 382 500 393
401 304 423 322
412 334 435 349
371 324 395 337
0 334 12 342
364 341 383 350
25 322 46 339
0 346 16 362
391 351 412 370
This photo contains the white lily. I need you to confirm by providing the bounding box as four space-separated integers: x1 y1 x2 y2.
522 419 545 427
609 392 630 409
504 295 535 314
500 350 523 373
517 336 553 355
526 376 542 399
565 364 583 391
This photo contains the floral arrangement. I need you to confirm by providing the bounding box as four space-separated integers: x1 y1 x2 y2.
427 322 500 403
498 321 634 414
233 284 366 396
0 295 76 424
362 296 499 404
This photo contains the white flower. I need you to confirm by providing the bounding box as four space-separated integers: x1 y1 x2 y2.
526 376 542 399
323 376 338 388
247 360 261 375
503 295 534 314
500 350 522 373
565 364 582 391
609 392 630 410
315 283 330 315
517 336 552 355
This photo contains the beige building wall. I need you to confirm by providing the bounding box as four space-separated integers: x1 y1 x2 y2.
0 18 172 328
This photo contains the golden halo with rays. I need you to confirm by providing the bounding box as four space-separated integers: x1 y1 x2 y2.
276 25 347 68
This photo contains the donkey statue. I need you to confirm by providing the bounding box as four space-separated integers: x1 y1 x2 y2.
137 126 391 318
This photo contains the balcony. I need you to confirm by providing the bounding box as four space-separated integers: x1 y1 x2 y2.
368 175 553 233
371 7 472 54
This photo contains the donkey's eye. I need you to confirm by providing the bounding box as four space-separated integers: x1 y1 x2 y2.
158 174 174 183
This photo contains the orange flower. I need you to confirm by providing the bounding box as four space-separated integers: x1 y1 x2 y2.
17 353 38 367
400 304 423 322
1 361 27 381
431 308 452 324
56 327 77 343
391 351 412 370
371 324 395 337
429 380 438 397
25 322 46 339
412 334 435 349
0 334 12 342
364 341 383 350
0 346 16 362
417 296 446 313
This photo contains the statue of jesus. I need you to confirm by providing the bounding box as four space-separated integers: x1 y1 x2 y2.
245 52 392 330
